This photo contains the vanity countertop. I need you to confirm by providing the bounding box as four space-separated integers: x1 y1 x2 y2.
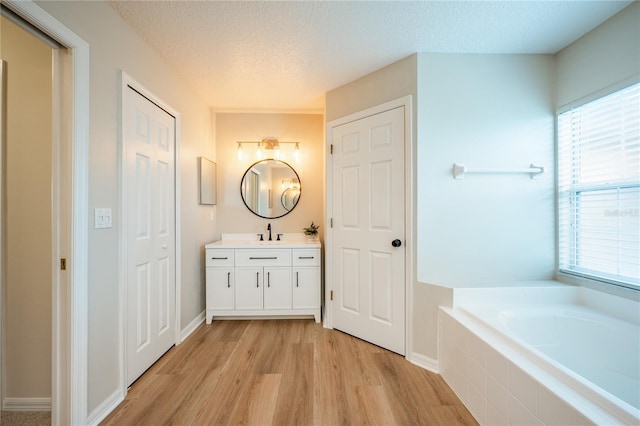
205 233 320 249
205 240 320 249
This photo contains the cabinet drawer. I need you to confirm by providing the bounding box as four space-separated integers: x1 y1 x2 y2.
293 249 320 266
206 249 234 267
236 249 291 267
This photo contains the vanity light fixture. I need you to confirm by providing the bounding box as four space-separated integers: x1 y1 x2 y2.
281 178 300 190
236 138 302 161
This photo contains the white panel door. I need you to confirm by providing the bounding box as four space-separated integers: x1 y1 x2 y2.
125 87 176 386
331 106 405 355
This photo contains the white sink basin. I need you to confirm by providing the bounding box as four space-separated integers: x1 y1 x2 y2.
254 240 293 245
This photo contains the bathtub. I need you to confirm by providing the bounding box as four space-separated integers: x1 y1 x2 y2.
438 284 640 425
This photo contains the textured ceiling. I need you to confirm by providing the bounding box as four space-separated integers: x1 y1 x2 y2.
108 1 632 112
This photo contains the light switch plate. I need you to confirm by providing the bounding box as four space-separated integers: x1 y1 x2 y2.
95 208 112 229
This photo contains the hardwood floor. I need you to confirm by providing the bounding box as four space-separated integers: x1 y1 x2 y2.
102 320 478 426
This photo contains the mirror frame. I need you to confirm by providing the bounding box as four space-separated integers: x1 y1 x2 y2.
240 158 301 219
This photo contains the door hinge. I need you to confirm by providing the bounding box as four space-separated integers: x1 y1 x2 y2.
330 144 333 155
330 290 333 301
60 258 67 270
330 218 333 228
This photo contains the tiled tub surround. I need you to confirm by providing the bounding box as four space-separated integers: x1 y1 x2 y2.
438 285 640 425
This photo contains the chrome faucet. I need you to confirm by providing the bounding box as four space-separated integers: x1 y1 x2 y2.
267 223 272 241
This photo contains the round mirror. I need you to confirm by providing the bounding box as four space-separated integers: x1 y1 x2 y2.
240 159 301 219
281 188 300 211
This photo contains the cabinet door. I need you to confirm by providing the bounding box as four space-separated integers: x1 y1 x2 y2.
264 267 292 310
206 268 234 310
235 267 263 310
293 267 320 309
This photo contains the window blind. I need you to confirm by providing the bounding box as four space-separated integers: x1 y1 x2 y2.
558 82 640 289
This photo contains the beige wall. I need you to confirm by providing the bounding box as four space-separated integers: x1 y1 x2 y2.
556 2 639 108
34 0 213 416
215 113 324 240
416 53 556 287
415 53 555 359
1 16 53 399
325 54 418 123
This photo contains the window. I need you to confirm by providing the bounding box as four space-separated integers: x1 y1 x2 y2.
558 82 640 289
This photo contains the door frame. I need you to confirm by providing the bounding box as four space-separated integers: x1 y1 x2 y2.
119 71 181 392
1 0 90 424
325 95 414 358
0 58 5 421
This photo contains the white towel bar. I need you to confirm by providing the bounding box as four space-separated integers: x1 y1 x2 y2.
452 163 544 179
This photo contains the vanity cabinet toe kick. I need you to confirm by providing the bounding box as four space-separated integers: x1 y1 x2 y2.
205 247 321 324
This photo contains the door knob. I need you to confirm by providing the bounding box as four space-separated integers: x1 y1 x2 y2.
392 239 402 247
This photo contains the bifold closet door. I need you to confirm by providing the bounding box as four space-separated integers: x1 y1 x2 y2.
124 87 176 386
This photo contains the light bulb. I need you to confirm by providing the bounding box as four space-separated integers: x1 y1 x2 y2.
237 143 243 160
256 143 262 159
294 142 300 161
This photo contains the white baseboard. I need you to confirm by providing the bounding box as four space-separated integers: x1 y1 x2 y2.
86 388 124 426
2 397 51 411
407 352 439 374
180 310 205 342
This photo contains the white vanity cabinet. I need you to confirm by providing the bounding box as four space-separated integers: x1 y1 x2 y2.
205 242 320 324
205 249 234 311
293 249 321 309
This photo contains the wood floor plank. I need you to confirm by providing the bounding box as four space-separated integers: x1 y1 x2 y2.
191 325 266 425
102 373 187 426
351 385 397 425
101 319 478 426
373 351 443 425
335 330 383 387
226 373 281 425
428 405 481 426
250 320 290 374
271 342 314 425
313 328 351 426
162 341 240 425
